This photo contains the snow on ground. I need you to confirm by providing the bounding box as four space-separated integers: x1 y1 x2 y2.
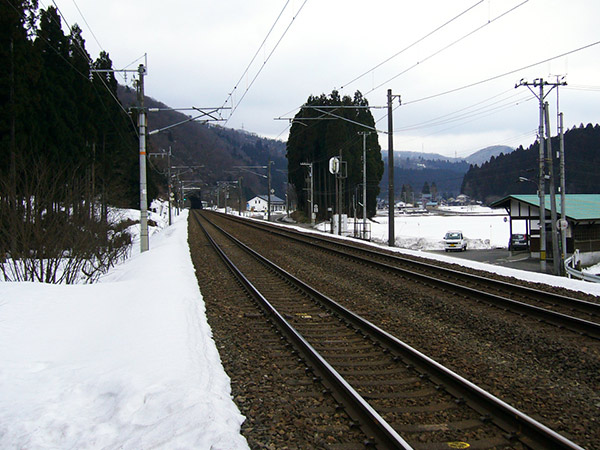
2 204 599 449
315 207 523 251
0 207 248 449
271 208 600 297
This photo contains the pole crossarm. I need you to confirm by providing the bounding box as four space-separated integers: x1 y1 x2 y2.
300 105 387 109
306 107 383 132
275 105 386 132
233 165 268 178
515 78 567 100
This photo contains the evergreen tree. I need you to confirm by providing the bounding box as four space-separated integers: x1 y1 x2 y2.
422 181 430 195
286 90 383 219
430 182 438 200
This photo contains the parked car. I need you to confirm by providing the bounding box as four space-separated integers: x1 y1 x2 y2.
509 233 528 251
443 230 467 252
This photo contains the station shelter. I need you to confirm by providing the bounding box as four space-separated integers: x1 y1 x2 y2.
490 194 600 265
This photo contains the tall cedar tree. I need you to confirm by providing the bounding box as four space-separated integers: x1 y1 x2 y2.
0 3 148 212
287 91 383 220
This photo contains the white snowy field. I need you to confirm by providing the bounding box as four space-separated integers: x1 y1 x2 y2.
0 207 248 449
372 206 522 251
314 206 518 251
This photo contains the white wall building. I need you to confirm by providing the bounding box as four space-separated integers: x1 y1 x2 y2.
247 195 285 212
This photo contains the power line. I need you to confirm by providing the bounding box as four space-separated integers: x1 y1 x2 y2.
340 0 485 90
401 39 600 107
70 0 102 53
36 0 137 132
223 0 291 110
365 0 530 96
225 0 309 125
396 90 532 133
275 0 526 136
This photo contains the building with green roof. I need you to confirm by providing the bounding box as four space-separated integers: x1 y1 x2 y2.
490 194 600 265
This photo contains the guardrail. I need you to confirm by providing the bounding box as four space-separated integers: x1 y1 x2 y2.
564 251 600 283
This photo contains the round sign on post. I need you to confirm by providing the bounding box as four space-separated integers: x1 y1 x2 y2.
558 219 568 230
329 157 339 175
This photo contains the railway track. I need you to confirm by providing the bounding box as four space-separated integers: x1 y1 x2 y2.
208 211 600 340
192 210 584 449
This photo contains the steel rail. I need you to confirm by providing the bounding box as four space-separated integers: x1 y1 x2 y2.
220 212 600 315
193 212 413 449
213 212 600 338
198 211 584 450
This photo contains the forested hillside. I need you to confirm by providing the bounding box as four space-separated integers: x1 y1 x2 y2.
380 156 470 201
118 87 287 201
461 124 600 204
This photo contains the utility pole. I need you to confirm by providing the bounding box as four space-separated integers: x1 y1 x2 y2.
559 112 567 272
358 131 372 239
267 160 273 221
148 147 173 225
544 102 560 275
92 61 150 252
238 177 243 215
516 78 565 272
300 162 314 225
136 64 149 253
167 147 172 225
387 89 401 247
338 148 343 236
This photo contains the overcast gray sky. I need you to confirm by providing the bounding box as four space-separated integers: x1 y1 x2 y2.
53 0 600 157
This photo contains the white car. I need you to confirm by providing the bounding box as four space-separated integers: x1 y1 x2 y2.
444 230 467 252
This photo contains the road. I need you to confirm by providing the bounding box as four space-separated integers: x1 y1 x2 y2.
427 248 543 273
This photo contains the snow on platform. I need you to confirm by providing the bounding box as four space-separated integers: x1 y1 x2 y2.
0 209 248 450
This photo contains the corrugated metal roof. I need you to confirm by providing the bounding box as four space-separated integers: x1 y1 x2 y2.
256 194 285 204
491 194 600 221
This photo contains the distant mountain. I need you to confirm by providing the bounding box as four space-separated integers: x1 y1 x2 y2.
117 86 287 202
464 145 514 166
381 154 470 199
394 146 514 166
394 151 462 163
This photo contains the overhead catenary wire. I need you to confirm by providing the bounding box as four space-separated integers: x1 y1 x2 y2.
275 0 528 140
396 91 534 133
340 0 485 91
365 0 530 96
222 0 291 110
42 0 139 134
400 39 600 108
224 0 309 125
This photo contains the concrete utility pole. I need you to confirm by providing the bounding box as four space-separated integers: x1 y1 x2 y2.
387 89 401 247
516 78 566 272
267 160 273 221
300 162 314 225
544 102 560 275
358 131 372 239
338 148 343 236
136 64 149 253
148 147 172 225
559 112 567 271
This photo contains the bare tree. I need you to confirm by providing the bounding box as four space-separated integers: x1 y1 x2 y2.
1 155 132 284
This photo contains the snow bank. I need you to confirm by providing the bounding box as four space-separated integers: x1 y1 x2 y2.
270 211 600 296
0 209 248 449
